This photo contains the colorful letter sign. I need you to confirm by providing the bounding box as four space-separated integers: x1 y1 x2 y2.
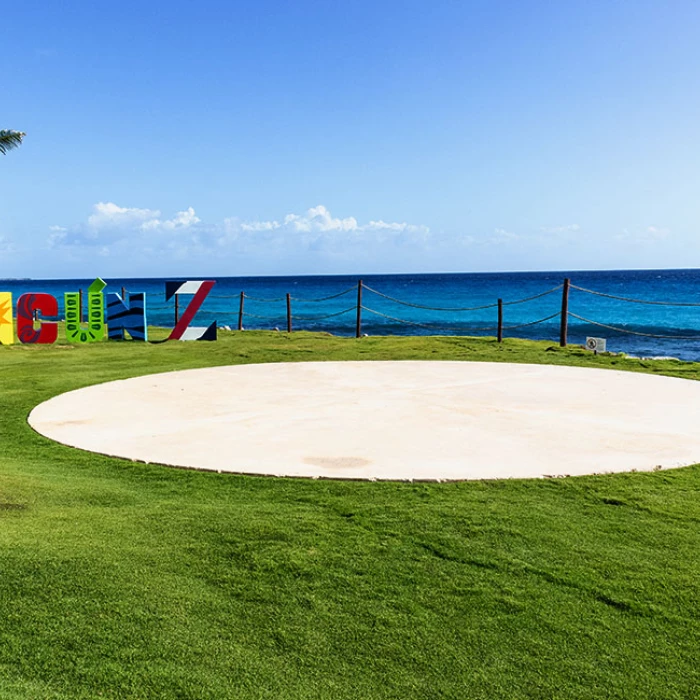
165 280 217 341
65 278 106 344
0 278 219 345
107 292 148 341
0 292 13 345
16 293 59 344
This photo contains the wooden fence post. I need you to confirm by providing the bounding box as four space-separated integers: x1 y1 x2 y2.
78 289 84 323
174 294 179 325
286 293 292 333
238 292 245 331
121 286 126 299
497 298 503 343
356 280 363 338
559 278 570 347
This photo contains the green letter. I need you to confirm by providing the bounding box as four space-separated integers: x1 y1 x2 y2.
65 278 107 343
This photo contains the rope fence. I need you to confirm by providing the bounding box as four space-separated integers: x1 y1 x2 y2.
502 284 564 306
570 283 700 307
567 312 700 340
290 285 357 303
362 284 500 312
291 306 357 322
502 312 562 331
360 305 499 332
101 278 700 351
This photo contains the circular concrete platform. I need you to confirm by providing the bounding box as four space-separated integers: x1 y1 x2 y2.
28 361 700 481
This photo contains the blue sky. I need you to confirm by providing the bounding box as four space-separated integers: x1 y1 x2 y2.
2 0 700 278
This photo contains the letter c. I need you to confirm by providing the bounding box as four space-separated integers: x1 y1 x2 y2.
17 293 58 344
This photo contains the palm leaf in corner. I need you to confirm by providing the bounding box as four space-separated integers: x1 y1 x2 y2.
0 130 26 155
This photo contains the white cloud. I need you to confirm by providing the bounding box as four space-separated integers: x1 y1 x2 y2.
57 202 427 243
366 220 427 233
47 229 67 246
540 224 581 234
613 225 671 243
49 202 203 249
47 225 68 247
47 202 431 265
88 202 161 230
218 205 430 241
240 220 281 232
237 205 430 236
283 205 359 233
482 224 588 249
142 206 200 231
50 204 597 270
166 206 200 229
491 227 519 242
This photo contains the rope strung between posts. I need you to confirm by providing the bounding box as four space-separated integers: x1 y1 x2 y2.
362 284 498 311
237 311 286 320
292 306 356 321
202 309 244 317
290 285 357 302
210 286 357 303
362 306 560 334
173 282 562 310
236 293 286 303
361 306 439 329
361 306 500 332
568 312 700 339
362 282 562 311
502 312 561 330
200 293 286 302
212 294 344 303
501 284 564 306
570 284 700 307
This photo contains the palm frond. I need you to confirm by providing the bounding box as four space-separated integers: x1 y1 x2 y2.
0 130 26 155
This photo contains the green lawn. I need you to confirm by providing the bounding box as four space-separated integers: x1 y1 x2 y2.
1 332 698 699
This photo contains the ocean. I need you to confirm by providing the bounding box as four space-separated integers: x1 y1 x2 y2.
4 269 700 361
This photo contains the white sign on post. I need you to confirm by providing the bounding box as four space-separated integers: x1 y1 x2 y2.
586 337 607 353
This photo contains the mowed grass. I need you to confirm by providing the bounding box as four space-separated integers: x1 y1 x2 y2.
0 331 699 700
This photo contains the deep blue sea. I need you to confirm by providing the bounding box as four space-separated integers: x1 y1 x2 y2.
4 269 700 361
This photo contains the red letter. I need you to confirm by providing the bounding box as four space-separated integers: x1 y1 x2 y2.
17 293 58 344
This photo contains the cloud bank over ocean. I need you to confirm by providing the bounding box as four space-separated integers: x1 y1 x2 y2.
0 200 680 279
32 203 434 276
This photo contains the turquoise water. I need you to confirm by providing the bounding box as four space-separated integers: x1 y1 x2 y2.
4 269 700 360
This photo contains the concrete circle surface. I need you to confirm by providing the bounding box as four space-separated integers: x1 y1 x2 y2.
28 361 700 481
